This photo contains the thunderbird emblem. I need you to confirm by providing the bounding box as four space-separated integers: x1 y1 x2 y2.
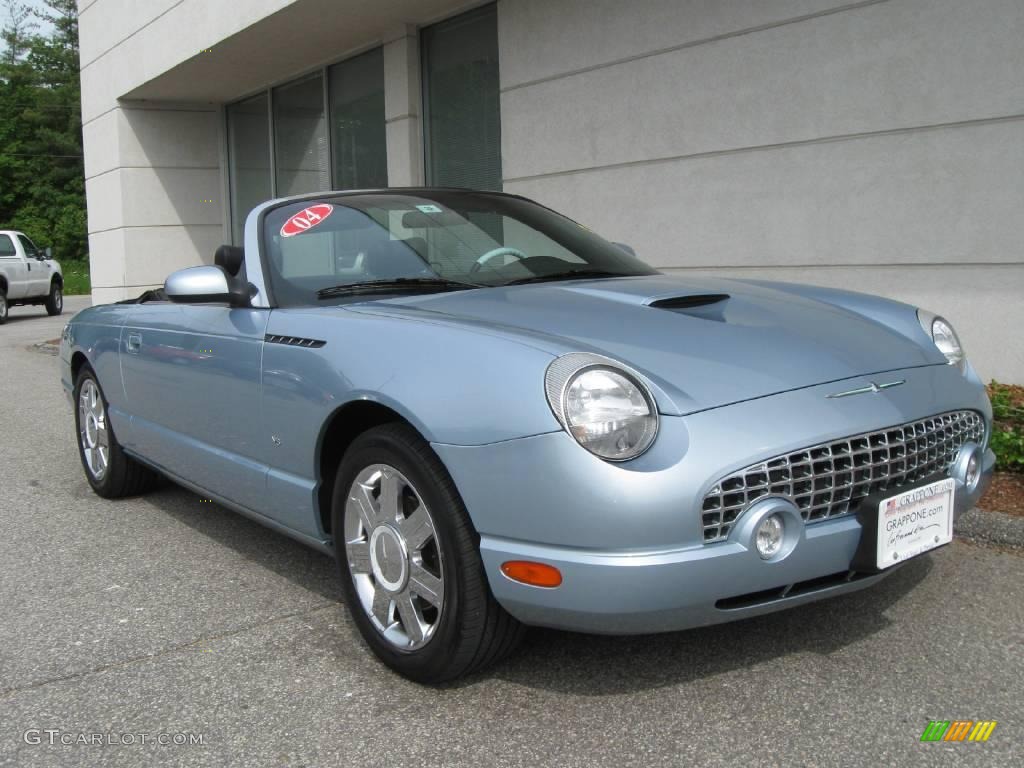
826 380 906 399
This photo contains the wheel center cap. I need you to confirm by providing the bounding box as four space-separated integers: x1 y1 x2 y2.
369 524 408 592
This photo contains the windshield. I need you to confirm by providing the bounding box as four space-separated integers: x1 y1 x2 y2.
261 190 658 306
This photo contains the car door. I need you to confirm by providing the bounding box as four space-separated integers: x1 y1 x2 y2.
16 234 49 295
0 234 29 298
118 302 272 513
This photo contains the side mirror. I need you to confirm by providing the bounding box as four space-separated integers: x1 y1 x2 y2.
612 242 636 257
165 265 252 307
44 247 52 259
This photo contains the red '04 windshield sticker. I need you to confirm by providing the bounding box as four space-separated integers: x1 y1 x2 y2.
280 204 334 237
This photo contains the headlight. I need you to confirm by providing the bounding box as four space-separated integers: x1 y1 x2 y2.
917 310 965 370
545 353 658 461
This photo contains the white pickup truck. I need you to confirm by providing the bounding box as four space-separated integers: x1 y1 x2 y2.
0 230 63 324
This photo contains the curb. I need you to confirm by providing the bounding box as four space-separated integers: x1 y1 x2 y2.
955 508 1024 551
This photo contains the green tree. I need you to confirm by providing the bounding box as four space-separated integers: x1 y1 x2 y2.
0 0 86 264
1 1 35 64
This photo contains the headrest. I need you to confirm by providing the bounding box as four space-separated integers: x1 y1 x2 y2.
215 245 245 277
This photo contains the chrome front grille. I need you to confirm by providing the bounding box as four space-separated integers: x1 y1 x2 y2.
700 410 985 544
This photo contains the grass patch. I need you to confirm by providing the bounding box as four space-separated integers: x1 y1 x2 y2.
61 260 91 295
988 381 1024 473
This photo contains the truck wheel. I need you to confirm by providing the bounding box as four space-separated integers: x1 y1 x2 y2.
45 281 63 316
332 423 524 683
0 288 7 324
74 365 159 498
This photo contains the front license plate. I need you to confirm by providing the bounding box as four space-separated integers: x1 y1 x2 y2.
875 478 955 569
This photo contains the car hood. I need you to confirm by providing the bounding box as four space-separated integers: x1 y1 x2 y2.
354 275 943 415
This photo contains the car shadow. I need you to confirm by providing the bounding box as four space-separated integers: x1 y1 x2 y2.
137 481 932 694
3 310 50 324
476 554 932 695
142 483 342 603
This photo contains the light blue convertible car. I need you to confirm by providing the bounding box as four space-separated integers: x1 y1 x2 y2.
61 189 994 682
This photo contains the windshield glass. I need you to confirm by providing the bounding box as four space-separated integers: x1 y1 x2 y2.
261 190 658 306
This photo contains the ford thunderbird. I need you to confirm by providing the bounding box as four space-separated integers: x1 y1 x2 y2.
60 189 994 682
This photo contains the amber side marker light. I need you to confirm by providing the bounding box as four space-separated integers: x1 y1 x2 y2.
500 561 563 588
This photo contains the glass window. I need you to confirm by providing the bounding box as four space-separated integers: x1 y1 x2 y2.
261 191 658 306
422 5 502 190
0 235 16 257
329 48 387 190
274 73 329 198
17 234 38 256
227 93 271 245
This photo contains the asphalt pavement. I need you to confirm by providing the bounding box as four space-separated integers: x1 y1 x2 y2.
0 296 1021 767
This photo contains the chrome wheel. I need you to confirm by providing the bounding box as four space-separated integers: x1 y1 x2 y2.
78 379 109 481
0 293 7 320
54 288 62 311
343 464 444 651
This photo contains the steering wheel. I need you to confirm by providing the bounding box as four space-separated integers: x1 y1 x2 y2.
470 247 527 274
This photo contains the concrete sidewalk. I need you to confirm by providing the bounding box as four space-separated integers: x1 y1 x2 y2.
0 298 1021 767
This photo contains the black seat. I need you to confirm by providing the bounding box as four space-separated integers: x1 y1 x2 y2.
403 237 429 259
363 240 432 279
215 245 245 278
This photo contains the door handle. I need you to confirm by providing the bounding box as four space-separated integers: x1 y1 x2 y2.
126 333 142 353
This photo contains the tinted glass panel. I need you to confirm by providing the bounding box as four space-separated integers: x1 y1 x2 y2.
17 234 37 255
422 5 501 190
329 48 387 189
227 93 272 245
274 74 329 197
0 235 15 256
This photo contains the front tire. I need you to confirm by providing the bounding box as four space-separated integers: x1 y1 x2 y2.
74 365 158 498
45 281 63 316
332 423 524 683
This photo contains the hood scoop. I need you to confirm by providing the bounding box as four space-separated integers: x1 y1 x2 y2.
648 293 730 310
647 293 731 322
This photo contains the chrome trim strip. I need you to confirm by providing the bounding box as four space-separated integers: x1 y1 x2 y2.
826 379 906 398
264 334 326 348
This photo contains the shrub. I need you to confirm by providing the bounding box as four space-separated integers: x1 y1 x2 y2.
60 260 91 295
988 381 1024 473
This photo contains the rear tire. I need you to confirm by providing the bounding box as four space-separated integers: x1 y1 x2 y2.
0 287 7 324
45 281 63 316
74 365 158 498
332 422 524 683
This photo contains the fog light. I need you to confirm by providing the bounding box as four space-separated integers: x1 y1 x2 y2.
965 452 980 488
755 514 784 559
954 444 982 492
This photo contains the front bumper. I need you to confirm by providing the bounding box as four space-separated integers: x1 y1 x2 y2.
434 363 993 634
478 448 991 634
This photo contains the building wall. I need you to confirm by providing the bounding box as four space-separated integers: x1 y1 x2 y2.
77 0 450 303
77 0 282 303
77 0 1024 381
498 0 1024 382
81 103 224 304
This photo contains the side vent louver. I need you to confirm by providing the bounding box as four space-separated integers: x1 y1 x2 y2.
648 294 730 310
265 334 326 348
